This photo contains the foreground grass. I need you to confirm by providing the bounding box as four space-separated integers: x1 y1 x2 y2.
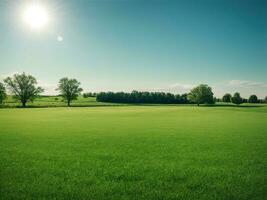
0 106 266 199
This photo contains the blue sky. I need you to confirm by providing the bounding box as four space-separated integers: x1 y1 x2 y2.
0 0 266 97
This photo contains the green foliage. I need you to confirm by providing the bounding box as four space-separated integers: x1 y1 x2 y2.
56 78 83 106
222 93 232 102
188 84 214 106
4 73 44 107
248 94 258 103
0 82 7 104
96 91 189 104
242 98 248 103
231 92 243 105
0 106 266 199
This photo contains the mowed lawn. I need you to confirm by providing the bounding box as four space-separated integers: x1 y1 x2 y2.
0 106 266 200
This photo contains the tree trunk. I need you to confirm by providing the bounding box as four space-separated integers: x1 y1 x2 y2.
67 100 70 107
197 103 199 106
22 101 26 107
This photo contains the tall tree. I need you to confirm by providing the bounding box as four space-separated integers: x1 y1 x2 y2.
222 93 232 102
248 95 258 103
4 73 44 107
188 84 214 106
0 82 7 104
231 92 243 105
56 78 83 106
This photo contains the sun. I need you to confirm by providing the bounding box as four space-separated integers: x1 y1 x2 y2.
23 4 49 30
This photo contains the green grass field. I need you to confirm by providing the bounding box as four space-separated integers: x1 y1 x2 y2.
1 96 117 108
0 105 267 199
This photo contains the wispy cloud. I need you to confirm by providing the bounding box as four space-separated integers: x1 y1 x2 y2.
228 80 267 88
169 83 195 90
153 83 196 93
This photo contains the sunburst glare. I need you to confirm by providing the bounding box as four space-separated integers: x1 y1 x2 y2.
23 3 49 30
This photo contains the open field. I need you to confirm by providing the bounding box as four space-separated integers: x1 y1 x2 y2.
1 96 116 108
0 105 267 199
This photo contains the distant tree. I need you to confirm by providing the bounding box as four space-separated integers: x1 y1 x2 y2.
222 93 232 102
248 95 258 103
83 92 96 98
83 93 88 98
0 82 7 104
180 93 189 104
265 96 267 103
56 78 83 106
4 73 44 107
242 98 248 103
216 98 221 102
231 92 243 105
258 98 265 103
188 84 214 106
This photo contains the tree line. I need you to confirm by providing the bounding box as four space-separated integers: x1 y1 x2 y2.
96 91 189 104
221 93 265 104
96 85 267 106
83 92 97 98
0 73 266 107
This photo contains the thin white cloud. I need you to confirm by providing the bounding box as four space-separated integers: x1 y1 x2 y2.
152 83 196 94
215 80 267 98
228 80 267 88
169 83 195 90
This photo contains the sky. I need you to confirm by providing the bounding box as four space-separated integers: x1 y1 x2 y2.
0 0 266 98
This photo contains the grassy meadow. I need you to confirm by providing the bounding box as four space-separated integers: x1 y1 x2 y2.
0 103 267 199
1 96 115 108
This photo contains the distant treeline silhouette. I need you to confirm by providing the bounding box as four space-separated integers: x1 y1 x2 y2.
83 92 97 98
96 91 190 104
1 72 267 107
96 90 267 104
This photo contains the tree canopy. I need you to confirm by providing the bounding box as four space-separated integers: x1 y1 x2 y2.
248 95 258 103
231 92 243 105
187 84 214 106
96 91 189 104
56 78 83 106
0 82 7 104
222 93 232 102
4 73 44 107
